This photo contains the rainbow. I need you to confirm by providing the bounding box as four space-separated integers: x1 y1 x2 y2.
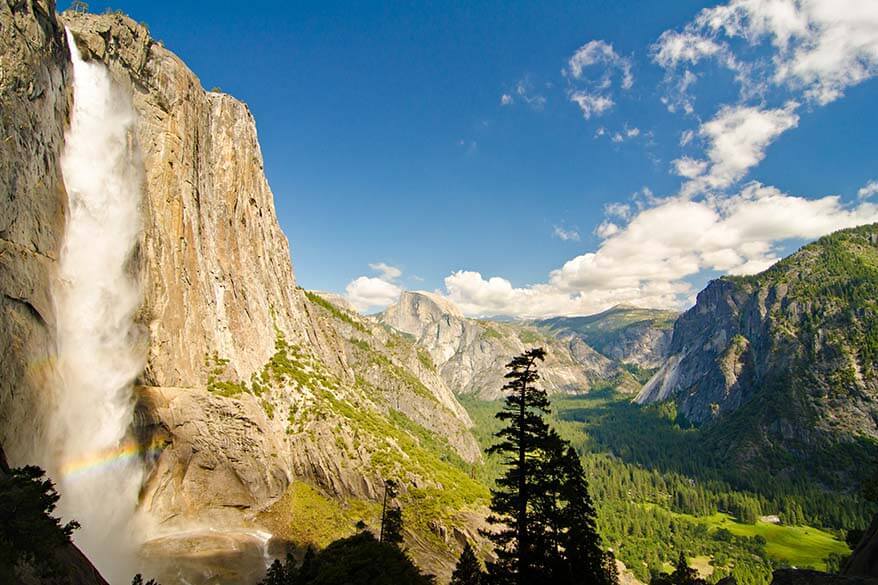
61 437 167 481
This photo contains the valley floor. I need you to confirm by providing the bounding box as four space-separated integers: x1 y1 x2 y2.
460 389 866 585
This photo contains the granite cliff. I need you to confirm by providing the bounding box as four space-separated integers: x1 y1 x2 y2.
636 225 878 480
1 4 488 582
378 290 632 399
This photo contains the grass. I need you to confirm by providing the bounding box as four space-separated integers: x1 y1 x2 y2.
259 481 379 549
680 512 848 571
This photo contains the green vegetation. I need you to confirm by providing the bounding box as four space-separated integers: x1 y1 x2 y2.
463 389 864 584
517 328 543 345
538 305 677 357
620 362 660 384
0 463 79 582
205 352 249 396
726 225 878 377
478 322 503 340
259 481 378 549
416 348 436 372
679 513 848 571
347 338 438 403
484 348 617 585
305 291 369 333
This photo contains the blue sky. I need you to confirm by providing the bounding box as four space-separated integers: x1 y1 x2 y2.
62 1 878 317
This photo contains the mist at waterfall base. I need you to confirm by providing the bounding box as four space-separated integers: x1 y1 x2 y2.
50 29 147 583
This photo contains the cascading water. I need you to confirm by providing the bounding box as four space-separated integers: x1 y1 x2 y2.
50 28 147 583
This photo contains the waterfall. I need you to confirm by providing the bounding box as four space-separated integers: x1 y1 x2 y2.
51 28 147 582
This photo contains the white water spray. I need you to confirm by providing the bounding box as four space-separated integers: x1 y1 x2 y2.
51 29 146 582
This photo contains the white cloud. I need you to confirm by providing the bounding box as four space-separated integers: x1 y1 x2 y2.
345 262 403 311
368 262 402 281
435 184 878 318
658 0 878 106
680 129 695 146
680 102 799 193
500 93 513 106
653 30 727 68
345 277 402 312
673 156 709 179
565 40 633 120
567 40 634 89
514 78 546 110
859 180 878 200
570 91 614 119
553 226 581 242
605 202 631 219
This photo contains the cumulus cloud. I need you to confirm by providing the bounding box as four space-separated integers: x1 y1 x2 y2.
500 93 514 106
673 156 709 179
345 262 403 311
680 102 799 194
655 0 878 106
345 277 402 312
553 226 581 241
368 262 402 281
436 184 878 318
859 180 878 200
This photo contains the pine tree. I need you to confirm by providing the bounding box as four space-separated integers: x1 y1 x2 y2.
668 552 705 585
299 545 316 582
383 506 404 545
484 348 550 584
555 446 614 585
451 542 483 585
260 559 286 585
484 349 618 584
380 479 400 543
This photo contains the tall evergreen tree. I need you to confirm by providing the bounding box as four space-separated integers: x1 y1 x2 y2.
451 542 483 585
484 348 550 584
484 349 617 585
260 559 287 585
383 506 404 545
380 479 400 543
555 445 614 585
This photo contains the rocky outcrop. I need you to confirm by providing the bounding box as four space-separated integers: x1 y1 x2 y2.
379 291 619 399
538 304 677 369
636 225 878 473
2 5 489 581
136 386 293 528
0 0 70 465
63 12 312 389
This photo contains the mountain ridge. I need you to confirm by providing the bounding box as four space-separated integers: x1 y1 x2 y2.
637 223 878 482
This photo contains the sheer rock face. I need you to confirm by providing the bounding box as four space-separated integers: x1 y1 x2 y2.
0 0 70 464
64 12 312 388
537 305 677 369
636 225 878 465
379 291 619 399
136 386 293 527
3 6 485 576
